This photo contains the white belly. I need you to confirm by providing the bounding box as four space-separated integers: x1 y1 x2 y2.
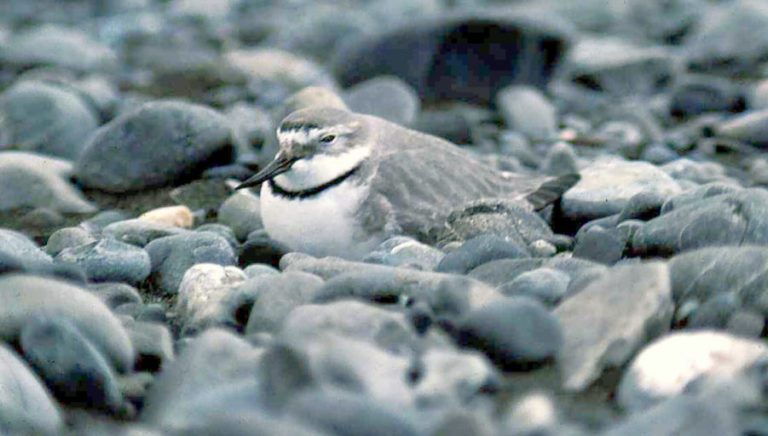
260 180 382 259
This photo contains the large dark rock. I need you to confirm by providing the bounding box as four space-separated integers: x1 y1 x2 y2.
332 12 572 106
75 100 237 193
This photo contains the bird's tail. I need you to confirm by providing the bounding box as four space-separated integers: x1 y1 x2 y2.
525 173 580 210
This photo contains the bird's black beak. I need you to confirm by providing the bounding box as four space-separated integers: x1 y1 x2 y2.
236 153 297 189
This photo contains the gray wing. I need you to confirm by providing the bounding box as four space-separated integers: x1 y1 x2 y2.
366 124 550 242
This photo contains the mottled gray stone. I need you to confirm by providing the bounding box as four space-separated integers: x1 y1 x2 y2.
102 219 189 247
345 75 420 126
44 226 96 257
217 190 263 242
55 238 151 283
175 263 247 334
497 85 557 141
244 271 324 334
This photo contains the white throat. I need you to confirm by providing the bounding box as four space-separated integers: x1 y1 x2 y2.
273 145 372 191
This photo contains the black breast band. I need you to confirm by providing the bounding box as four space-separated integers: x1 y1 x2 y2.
268 165 360 199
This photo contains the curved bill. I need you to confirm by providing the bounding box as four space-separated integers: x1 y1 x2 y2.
236 153 297 189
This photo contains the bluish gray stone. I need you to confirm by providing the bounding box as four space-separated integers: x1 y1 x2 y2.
0 344 62 435
0 80 99 158
244 272 324 334
102 218 189 247
0 274 134 373
344 75 420 126
572 226 626 265
54 238 151 283
44 226 96 257
217 190 263 242
0 151 97 213
457 296 563 369
362 236 445 271
20 316 126 414
554 262 673 391
497 267 571 306
87 282 143 309
75 100 237 193
496 85 557 141
125 320 174 373
286 389 422 436
0 228 53 273
146 231 237 294
436 234 529 274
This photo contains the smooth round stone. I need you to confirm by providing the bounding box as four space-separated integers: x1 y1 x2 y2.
141 329 264 427
75 100 237 193
138 205 194 229
71 74 120 121
146 231 237 294
617 330 768 411
467 258 546 287
414 348 499 407
175 263 248 334
436 234 529 274
540 141 579 177
218 190 263 242
0 80 99 159
572 226 626 265
726 310 764 338
244 272 324 335
0 228 53 273
660 159 734 186
281 300 417 356
716 108 768 148
87 282 143 309
44 226 96 257
0 274 134 372
362 236 445 271
239 229 290 268
687 293 739 330
0 24 117 73
243 263 281 279
669 75 743 119
344 75 420 126
286 389 422 436
55 238 151 284
457 296 562 370
20 316 125 414
195 224 238 251
561 158 682 222
496 85 557 141
80 210 130 232
0 344 62 435
497 268 570 306
616 191 665 222
102 219 189 247
0 151 97 214
126 321 174 373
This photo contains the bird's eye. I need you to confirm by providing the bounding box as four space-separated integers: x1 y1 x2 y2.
320 134 336 143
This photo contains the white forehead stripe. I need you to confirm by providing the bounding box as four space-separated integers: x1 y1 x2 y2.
277 127 320 146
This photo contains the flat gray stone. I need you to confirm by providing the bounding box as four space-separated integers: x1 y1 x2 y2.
554 262 673 391
496 85 557 141
217 190 263 242
344 75 420 126
0 274 134 373
54 238 151 284
244 271 324 334
0 151 96 213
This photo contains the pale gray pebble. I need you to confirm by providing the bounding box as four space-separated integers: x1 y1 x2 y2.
54 238 151 284
414 348 500 407
136 303 168 324
572 226 626 265
726 310 764 338
562 37 676 97
344 75 420 126
146 231 237 294
498 130 540 168
687 292 739 330
175 264 247 335
102 218 188 247
217 190 263 242
0 343 63 435
243 263 281 278
467 258 546 287
244 271 324 335
497 267 571 306
362 236 445 271
75 100 237 193
554 262 673 391
457 296 563 370
20 316 127 415
617 330 768 412
0 228 53 273
631 188 768 255
125 320 174 372
0 24 117 73
561 158 682 222
141 329 264 427
0 151 97 214
87 282 142 309
626 0 703 43
669 74 742 119
194 223 238 251
0 274 135 373
286 388 423 436
435 234 529 274
640 142 678 164
44 226 96 257
660 159 735 185
281 300 418 356
80 210 130 232
0 78 99 157
540 141 580 176
496 85 557 141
